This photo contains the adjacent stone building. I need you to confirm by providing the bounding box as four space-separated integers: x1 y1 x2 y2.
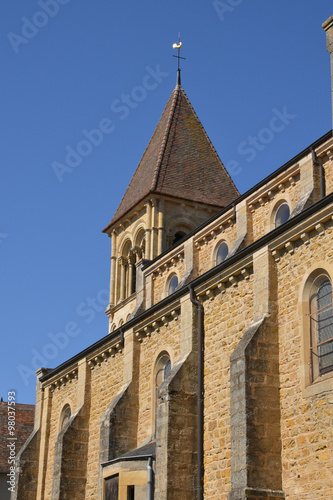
14 16 333 500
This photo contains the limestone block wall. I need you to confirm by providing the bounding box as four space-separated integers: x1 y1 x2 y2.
85 351 125 498
110 294 137 331
150 254 185 305
155 352 198 500
43 377 78 499
13 430 40 500
276 223 333 499
202 273 254 499
251 175 300 241
323 152 333 195
136 311 182 445
195 221 237 276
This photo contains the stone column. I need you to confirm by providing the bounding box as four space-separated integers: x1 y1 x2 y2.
145 201 152 260
127 255 135 296
323 16 333 128
109 230 117 307
119 257 127 301
151 198 157 259
157 198 165 255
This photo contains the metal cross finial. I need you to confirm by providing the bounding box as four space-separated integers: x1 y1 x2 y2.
172 33 185 84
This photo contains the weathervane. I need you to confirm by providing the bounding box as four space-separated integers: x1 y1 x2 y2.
172 33 185 85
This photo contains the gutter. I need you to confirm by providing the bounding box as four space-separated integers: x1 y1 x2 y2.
189 286 204 500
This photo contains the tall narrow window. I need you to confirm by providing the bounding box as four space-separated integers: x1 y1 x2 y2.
167 274 178 295
216 242 228 265
274 203 290 228
309 275 333 380
154 353 171 434
59 404 71 431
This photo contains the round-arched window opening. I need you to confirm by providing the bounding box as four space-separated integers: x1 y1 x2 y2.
309 274 333 378
173 231 186 245
156 355 171 388
216 242 228 265
168 275 179 295
274 203 290 228
60 405 71 430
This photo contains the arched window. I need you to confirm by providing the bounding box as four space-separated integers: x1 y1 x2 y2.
274 203 290 228
167 274 178 295
60 404 71 431
173 231 186 245
155 355 171 388
118 240 136 301
216 241 228 265
309 275 333 380
154 353 171 434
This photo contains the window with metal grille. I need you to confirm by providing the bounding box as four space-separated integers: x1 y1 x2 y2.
309 276 333 380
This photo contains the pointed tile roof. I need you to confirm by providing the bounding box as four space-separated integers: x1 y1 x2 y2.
103 84 239 232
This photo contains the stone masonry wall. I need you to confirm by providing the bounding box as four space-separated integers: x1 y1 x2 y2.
52 408 90 500
155 352 198 500
202 274 254 499
324 154 333 196
196 222 237 276
152 258 185 305
137 313 181 446
277 224 333 499
251 178 300 242
43 379 78 499
12 430 40 500
85 351 125 499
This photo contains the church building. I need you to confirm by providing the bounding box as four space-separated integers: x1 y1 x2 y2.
14 16 333 500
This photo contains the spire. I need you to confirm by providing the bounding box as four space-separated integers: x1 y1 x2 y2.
103 86 239 232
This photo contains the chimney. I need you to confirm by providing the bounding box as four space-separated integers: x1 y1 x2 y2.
323 15 333 129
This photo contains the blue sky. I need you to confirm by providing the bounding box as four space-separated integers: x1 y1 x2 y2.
1 1 332 404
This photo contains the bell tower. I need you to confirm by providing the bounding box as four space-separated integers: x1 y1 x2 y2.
103 80 239 329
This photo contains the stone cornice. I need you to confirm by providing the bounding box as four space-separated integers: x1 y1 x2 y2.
269 202 333 260
133 301 181 341
145 247 184 278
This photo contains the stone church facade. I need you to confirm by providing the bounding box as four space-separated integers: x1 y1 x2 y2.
14 17 333 500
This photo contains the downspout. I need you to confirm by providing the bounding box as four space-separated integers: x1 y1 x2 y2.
189 286 204 500
312 149 325 199
147 456 154 500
